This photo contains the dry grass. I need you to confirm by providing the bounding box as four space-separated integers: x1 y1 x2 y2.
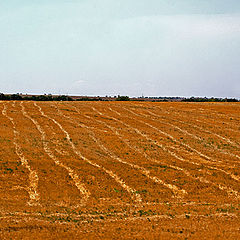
0 101 240 239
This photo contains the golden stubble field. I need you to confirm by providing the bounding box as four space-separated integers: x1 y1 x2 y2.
0 101 240 239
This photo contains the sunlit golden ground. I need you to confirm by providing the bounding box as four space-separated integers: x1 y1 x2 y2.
0 101 240 239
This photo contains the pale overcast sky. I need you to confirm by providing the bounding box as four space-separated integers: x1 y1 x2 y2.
0 1 240 97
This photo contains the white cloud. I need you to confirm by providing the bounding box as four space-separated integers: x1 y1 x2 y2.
114 14 240 37
74 80 85 84
0 1 240 97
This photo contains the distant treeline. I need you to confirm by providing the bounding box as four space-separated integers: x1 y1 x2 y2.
0 93 74 101
182 97 239 102
0 93 130 101
0 93 238 102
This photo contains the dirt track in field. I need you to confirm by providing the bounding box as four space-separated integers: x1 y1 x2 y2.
0 101 240 239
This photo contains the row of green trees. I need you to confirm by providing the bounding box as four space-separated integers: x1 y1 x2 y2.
0 93 238 102
182 97 239 102
0 93 131 101
0 93 73 101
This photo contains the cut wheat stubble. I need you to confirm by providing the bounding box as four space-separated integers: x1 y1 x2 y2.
20 102 90 207
123 106 240 183
87 114 201 192
143 109 240 163
93 105 240 200
122 106 240 197
152 106 240 147
2 103 40 206
72 106 187 199
38 102 142 203
172 104 240 133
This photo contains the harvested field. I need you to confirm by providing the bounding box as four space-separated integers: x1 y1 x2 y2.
0 101 240 239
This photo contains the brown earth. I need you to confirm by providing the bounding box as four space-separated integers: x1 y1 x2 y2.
0 101 240 239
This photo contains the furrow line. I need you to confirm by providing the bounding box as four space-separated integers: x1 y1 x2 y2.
91 133 186 198
102 107 240 199
172 106 240 133
0 212 238 224
2 103 40 206
154 106 239 147
70 105 187 198
21 102 90 206
39 103 142 203
122 107 240 182
145 109 240 162
191 116 239 146
87 116 213 192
